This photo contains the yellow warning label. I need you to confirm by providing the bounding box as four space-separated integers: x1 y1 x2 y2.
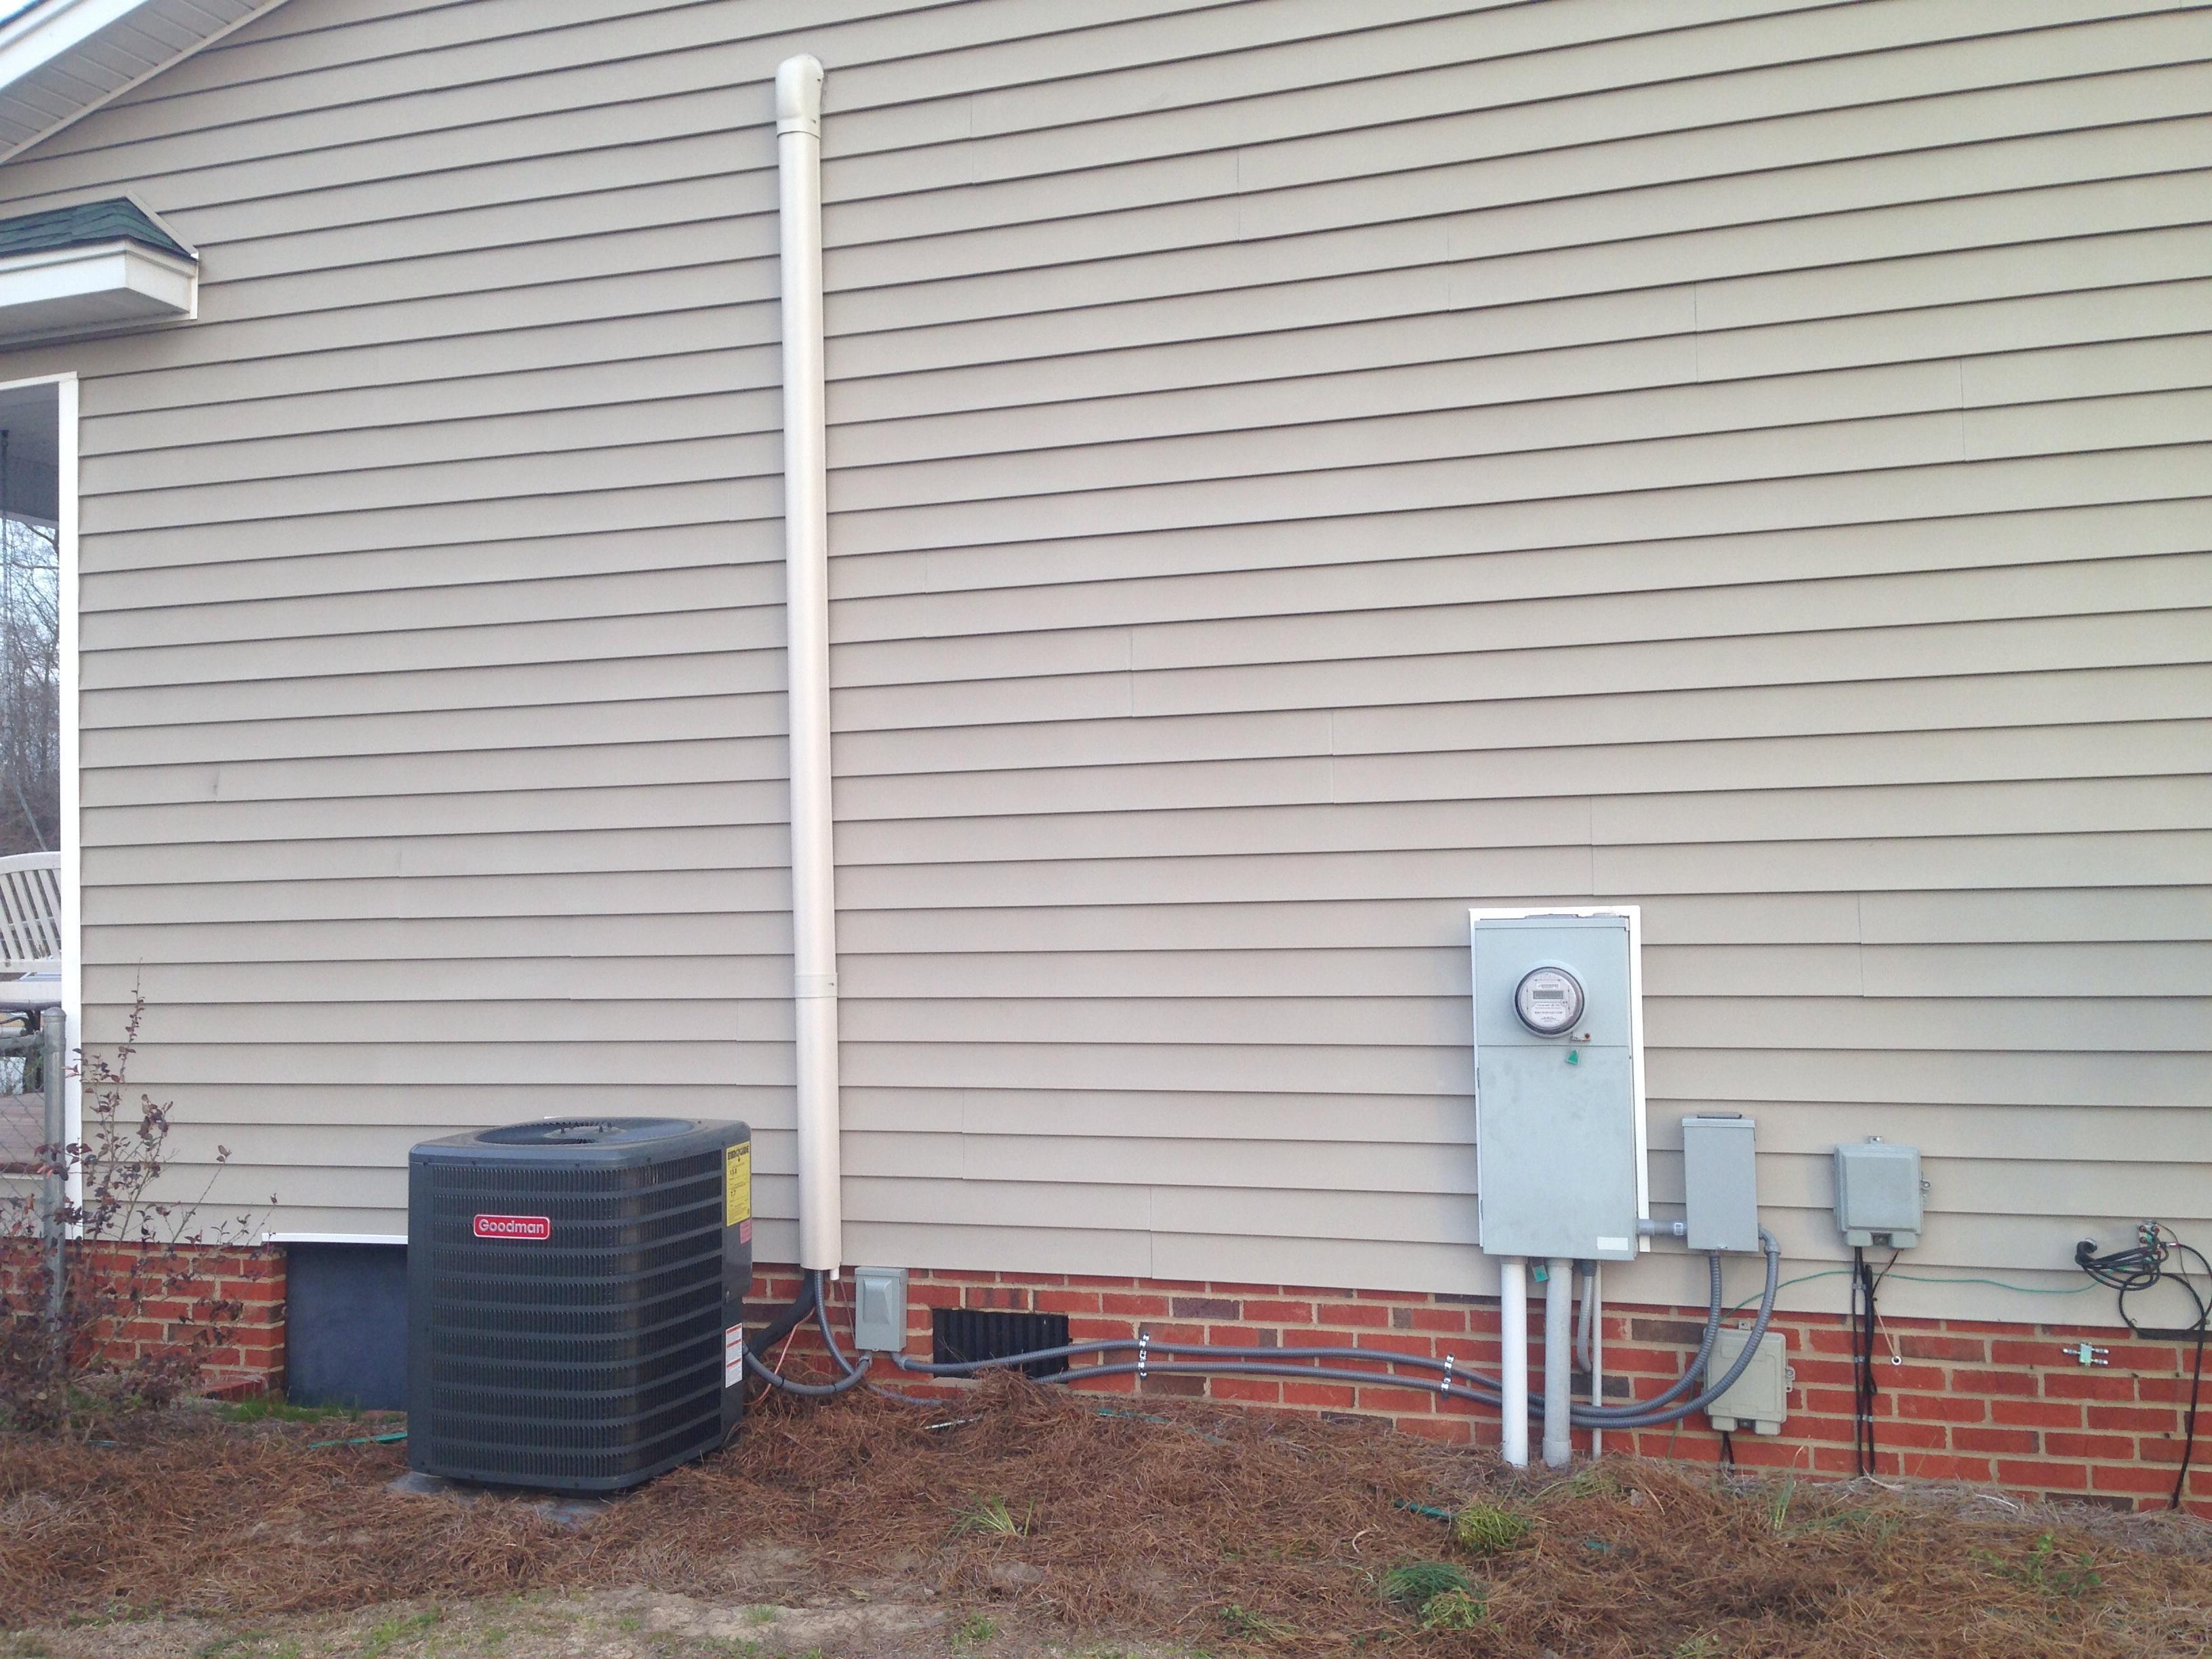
725 1142 752 1227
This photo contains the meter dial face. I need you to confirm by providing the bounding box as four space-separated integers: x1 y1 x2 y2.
1513 966 1585 1036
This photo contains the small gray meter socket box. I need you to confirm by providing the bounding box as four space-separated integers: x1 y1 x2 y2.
1469 909 1644 1262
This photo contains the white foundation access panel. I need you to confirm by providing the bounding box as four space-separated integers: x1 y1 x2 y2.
1469 909 1649 1263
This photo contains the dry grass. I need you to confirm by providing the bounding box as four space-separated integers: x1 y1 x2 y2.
3 1377 2210 1656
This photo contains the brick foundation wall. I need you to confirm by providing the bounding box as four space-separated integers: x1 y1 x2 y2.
755 1263 2211 1519
72 1242 285 1399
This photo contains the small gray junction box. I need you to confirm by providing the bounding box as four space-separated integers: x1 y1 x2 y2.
1833 1141 1923 1248
1704 1327 1790 1435
1469 909 1645 1262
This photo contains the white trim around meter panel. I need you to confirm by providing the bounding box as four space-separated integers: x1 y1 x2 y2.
1467 906 1650 1250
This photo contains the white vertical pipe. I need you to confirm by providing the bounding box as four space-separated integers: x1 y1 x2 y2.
1498 1256 1528 1467
1544 1256 1574 1467
1589 1261 1604 1458
776 54 841 1273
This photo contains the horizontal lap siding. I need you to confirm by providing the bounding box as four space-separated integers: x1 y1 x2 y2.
0 0 2204 1319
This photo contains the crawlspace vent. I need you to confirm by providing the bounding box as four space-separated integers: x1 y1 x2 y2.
932 1308 1069 1378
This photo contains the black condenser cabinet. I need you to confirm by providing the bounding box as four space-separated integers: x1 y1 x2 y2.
407 1117 753 1492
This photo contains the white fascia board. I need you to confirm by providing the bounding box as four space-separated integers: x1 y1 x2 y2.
0 237 197 339
0 0 151 91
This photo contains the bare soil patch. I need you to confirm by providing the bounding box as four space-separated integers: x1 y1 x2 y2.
3 1377 2209 1656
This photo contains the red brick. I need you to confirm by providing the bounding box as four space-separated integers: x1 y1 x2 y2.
2091 1462 2182 1496
1782 1357 1855 1387
1950 1368 2037 1397
1171 1296 1240 1320
1996 1460 2089 1492
1315 1302 1391 1329
1879 1420 1952 1450
1994 1398 2081 1429
1282 1381 1356 1409
2043 1372 2137 1401
1896 1393 1986 1425
1035 1290 1102 1315
2086 1403 2181 1433
1951 1427 2040 1455
1098 1293 1170 1317
1396 1416 1473 1446
2136 1376 2207 1404
1136 1322 1208 1346
1355 1385 1437 1415
1208 1376 1281 1404
1894 1334 1986 1362
1203 1324 1272 1349
1405 1307 1469 1334
1240 1300 1315 1324
2043 1431 2135 1460
1895 1452 1994 1482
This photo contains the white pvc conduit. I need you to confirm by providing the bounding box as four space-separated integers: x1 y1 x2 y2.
1498 1256 1528 1467
1543 1256 1574 1467
775 53 841 1273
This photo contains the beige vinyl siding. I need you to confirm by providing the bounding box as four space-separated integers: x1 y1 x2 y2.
0 0 2203 1317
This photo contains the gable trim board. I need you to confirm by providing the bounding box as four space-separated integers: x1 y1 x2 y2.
0 0 293 164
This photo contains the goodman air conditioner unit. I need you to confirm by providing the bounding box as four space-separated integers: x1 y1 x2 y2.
407 1117 753 1492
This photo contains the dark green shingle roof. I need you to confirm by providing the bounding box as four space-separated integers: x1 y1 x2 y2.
0 198 190 262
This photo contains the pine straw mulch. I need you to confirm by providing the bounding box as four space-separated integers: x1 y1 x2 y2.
4 1376 2211 1657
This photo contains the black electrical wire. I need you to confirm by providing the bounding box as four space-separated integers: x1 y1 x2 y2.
1850 1247 1877 1478
743 1269 877 1397
2076 1223 2210 1511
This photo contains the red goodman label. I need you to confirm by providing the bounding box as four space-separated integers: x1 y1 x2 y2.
472 1213 551 1241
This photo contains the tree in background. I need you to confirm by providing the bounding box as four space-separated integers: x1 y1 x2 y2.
0 512 58 857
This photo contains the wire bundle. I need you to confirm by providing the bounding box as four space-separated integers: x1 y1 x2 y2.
1848 1246 1894 1479
2076 1223 2209 1511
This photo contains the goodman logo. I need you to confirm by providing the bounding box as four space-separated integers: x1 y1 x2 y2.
473 1213 552 1241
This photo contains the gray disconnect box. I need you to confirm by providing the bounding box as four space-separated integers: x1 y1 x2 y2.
1681 1113 1760 1253
1834 1141 1923 1248
853 1266 908 1352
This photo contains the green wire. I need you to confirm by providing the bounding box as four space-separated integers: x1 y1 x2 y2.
1723 1269 2097 1322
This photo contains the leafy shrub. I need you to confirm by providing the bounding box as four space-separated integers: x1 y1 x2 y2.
0 998 269 1432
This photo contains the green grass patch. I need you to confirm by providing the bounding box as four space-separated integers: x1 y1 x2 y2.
1451 1500 1533 1555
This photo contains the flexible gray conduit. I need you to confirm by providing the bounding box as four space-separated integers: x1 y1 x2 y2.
890 1233 1782 1432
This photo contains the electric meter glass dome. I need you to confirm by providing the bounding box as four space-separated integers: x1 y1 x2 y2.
1513 965 1584 1036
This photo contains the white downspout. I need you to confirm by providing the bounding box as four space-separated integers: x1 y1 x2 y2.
776 53 840 1274
1498 1256 1528 1467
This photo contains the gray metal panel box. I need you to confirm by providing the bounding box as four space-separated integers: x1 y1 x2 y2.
1834 1141 1923 1248
1681 1114 1761 1253
1704 1328 1790 1435
853 1266 908 1353
1469 909 1645 1262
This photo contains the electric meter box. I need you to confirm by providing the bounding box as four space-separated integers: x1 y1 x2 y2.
1469 909 1646 1262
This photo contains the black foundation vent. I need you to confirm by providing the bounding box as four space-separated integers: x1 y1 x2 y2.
933 1307 1069 1378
